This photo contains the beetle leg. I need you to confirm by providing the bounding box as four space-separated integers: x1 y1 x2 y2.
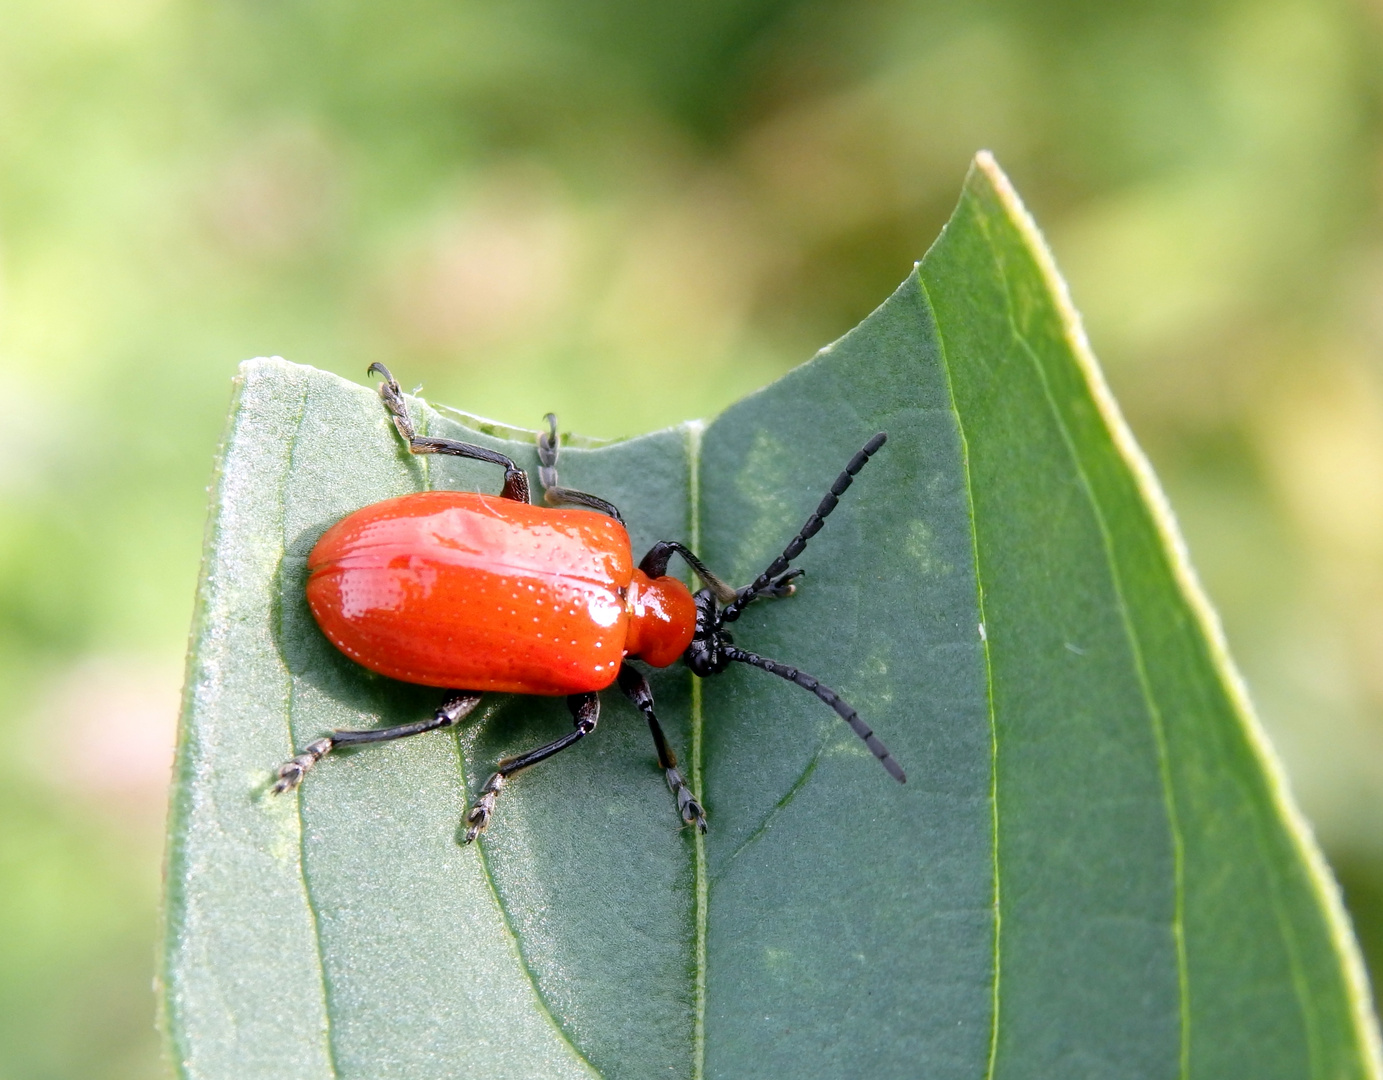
543 486 626 524
272 692 483 794
617 663 706 834
640 540 799 609
368 362 531 503
637 541 738 604
534 411 627 524
462 692 600 843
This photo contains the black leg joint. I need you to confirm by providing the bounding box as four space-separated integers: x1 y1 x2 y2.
637 541 737 603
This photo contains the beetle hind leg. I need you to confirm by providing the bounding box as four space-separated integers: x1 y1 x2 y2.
463 691 600 843
272 692 483 794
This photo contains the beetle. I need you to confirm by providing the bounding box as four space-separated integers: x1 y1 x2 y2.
273 363 904 841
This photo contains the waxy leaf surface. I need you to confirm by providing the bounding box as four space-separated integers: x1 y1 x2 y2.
163 155 1380 1079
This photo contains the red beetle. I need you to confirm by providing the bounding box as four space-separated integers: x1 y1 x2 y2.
274 364 903 841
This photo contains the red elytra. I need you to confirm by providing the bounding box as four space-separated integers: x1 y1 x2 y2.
307 490 697 695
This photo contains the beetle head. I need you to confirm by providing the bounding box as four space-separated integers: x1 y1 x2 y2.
683 588 733 677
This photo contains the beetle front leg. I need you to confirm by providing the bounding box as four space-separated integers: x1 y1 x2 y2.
273 692 483 793
463 691 600 843
637 541 738 605
617 663 706 833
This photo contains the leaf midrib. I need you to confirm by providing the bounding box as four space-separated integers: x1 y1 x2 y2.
686 417 709 1080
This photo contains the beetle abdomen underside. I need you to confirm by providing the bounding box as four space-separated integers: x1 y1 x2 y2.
307 490 633 694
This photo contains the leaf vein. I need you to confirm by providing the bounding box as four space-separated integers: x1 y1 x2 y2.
468 801 603 1077
711 737 826 883
917 272 1004 1080
966 190 1190 1080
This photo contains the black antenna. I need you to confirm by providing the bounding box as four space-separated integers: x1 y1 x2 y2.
723 644 906 783
721 433 887 623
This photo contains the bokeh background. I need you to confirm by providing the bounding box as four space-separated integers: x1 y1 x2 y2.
2 0 1382 1075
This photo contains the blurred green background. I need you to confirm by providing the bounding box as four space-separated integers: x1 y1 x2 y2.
1 0 1381 1075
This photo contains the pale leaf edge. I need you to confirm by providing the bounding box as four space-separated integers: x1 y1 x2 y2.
969 149 1383 1074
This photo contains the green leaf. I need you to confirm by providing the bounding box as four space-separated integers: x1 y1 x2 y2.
162 154 1381 1079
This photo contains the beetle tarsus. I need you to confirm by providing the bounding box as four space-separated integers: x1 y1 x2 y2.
370 362 419 443
537 412 560 491
370 361 532 502
463 772 505 843
272 737 332 794
536 415 628 523
666 767 707 833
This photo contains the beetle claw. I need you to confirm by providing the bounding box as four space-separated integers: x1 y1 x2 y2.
763 568 804 599
665 767 707 834
272 738 332 794
463 772 505 843
270 766 303 795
